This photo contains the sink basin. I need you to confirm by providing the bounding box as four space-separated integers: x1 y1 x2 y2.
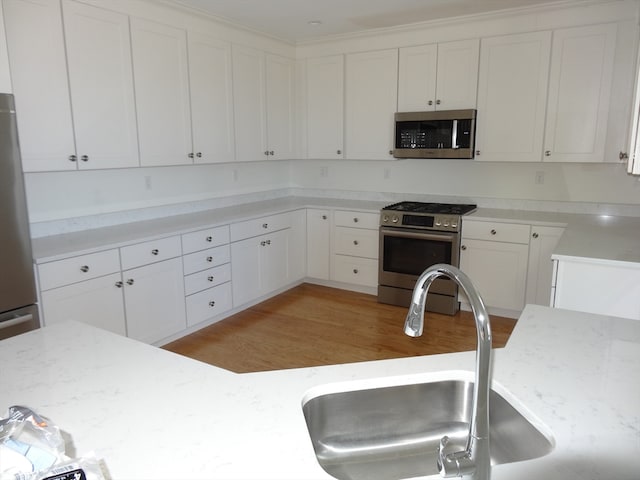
302 377 554 480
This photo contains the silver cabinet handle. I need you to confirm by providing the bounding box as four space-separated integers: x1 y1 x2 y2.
80 265 89 273
206 236 213 242
266 239 271 245
545 150 551 157
336 149 342 155
353 240 359 245
126 278 134 285
115 281 123 288
262 223 268 229
353 217 359 223
69 154 77 162
322 215 327 220
206 256 213 262
188 152 194 159
353 269 359 274
80 155 88 162
461 245 467 250
151 249 159 255
269 150 274 156
209 301 216 307
260 241 266 246
532 232 539 239
196 152 202 158
475 150 481 156
428 100 433 106
264 150 269 156
490 229 497 235
436 99 441 105
207 276 214 282
620 151 629 161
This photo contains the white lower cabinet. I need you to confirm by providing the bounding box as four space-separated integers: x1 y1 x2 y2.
306 209 331 280
526 226 565 306
460 220 531 314
40 272 126 336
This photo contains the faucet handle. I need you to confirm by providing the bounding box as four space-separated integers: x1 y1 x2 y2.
437 436 476 478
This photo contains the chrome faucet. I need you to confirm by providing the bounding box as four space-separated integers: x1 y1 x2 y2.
404 264 492 480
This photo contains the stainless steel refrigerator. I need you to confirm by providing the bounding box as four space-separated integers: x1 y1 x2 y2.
0 93 39 340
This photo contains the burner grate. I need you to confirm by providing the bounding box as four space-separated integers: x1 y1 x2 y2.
383 201 476 215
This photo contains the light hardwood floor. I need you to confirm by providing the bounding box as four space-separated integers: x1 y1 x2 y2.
163 283 516 373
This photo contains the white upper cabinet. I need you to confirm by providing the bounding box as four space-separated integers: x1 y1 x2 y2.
345 49 398 160
265 54 295 160
130 17 192 167
3 0 78 172
398 39 479 112
543 24 617 163
187 32 235 164
62 0 138 169
232 45 267 161
306 55 344 159
475 31 552 162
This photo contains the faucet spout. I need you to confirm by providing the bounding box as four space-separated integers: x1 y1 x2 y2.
403 264 492 480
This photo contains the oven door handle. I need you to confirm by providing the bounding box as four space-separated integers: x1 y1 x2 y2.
380 227 457 243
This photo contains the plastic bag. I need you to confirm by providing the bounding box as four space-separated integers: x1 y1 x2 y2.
0 406 108 480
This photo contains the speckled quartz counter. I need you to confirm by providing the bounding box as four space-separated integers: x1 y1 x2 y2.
1 305 638 479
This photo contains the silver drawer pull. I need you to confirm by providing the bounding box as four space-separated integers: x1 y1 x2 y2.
151 249 159 255
80 155 89 162
209 301 216 307
260 241 266 246
490 229 497 235
207 256 213 262
126 278 134 286
353 240 359 245
69 154 77 162
80 265 89 273
115 281 123 288
353 268 359 274
322 215 327 220
353 217 359 223
266 239 271 245
461 245 467 251
532 232 539 239
207 276 214 282
262 223 268 229
206 236 213 242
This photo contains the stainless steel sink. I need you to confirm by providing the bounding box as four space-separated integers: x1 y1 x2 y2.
302 378 554 480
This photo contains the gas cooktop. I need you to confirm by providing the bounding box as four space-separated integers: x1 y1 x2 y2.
382 201 477 216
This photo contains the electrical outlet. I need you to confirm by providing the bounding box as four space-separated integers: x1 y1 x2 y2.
535 171 545 185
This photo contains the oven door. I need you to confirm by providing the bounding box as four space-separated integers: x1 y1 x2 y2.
378 226 459 296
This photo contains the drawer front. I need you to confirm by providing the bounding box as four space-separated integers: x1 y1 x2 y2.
184 264 232 296
38 249 120 291
186 282 232 327
120 236 182 270
230 212 291 241
183 244 231 275
334 210 379 229
182 225 230 254
462 220 531 244
334 227 378 258
331 255 378 287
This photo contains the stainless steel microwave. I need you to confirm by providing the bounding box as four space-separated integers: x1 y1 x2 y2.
393 109 476 159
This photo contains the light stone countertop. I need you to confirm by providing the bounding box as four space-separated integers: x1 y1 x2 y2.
0 305 638 479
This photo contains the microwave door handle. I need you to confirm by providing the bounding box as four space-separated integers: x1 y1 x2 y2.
452 119 458 149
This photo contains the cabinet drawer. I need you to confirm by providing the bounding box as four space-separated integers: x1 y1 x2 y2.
38 249 120 291
186 282 232 327
331 255 378 287
184 264 231 295
334 227 378 258
182 225 230 254
334 210 379 229
462 220 530 244
183 244 231 275
230 212 291 241
120 236 182 270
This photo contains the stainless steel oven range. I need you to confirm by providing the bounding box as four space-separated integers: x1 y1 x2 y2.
378 201 477 315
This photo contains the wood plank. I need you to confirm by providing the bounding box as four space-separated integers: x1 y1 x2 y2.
163 283 516 373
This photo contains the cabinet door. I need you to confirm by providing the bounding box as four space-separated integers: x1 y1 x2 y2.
231 236 261 306
543 24 616 163
345 49 398 160
397 44 437 112
3 0 76 171
526 226 564 306
62 1 138 169
232 45 267 161
306 209 330 280
475 31 551 162
187 32 235 163
266 54 295 159
262 228 291 292
131 18 192 166
459 239 529 312
436 39 479 110
41 273 126 336
306 55 344 159
123 257 186 344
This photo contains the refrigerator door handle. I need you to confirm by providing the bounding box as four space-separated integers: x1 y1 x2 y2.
0 313 34 330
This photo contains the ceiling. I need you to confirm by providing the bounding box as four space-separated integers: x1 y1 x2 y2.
169 0 584 43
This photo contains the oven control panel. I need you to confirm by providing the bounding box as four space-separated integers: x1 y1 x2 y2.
380 213 460 232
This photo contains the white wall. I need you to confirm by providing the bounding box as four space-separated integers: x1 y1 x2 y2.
0 2 12 93
291 159 640 206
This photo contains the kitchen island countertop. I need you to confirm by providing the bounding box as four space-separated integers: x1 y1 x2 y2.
1 304 638 479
